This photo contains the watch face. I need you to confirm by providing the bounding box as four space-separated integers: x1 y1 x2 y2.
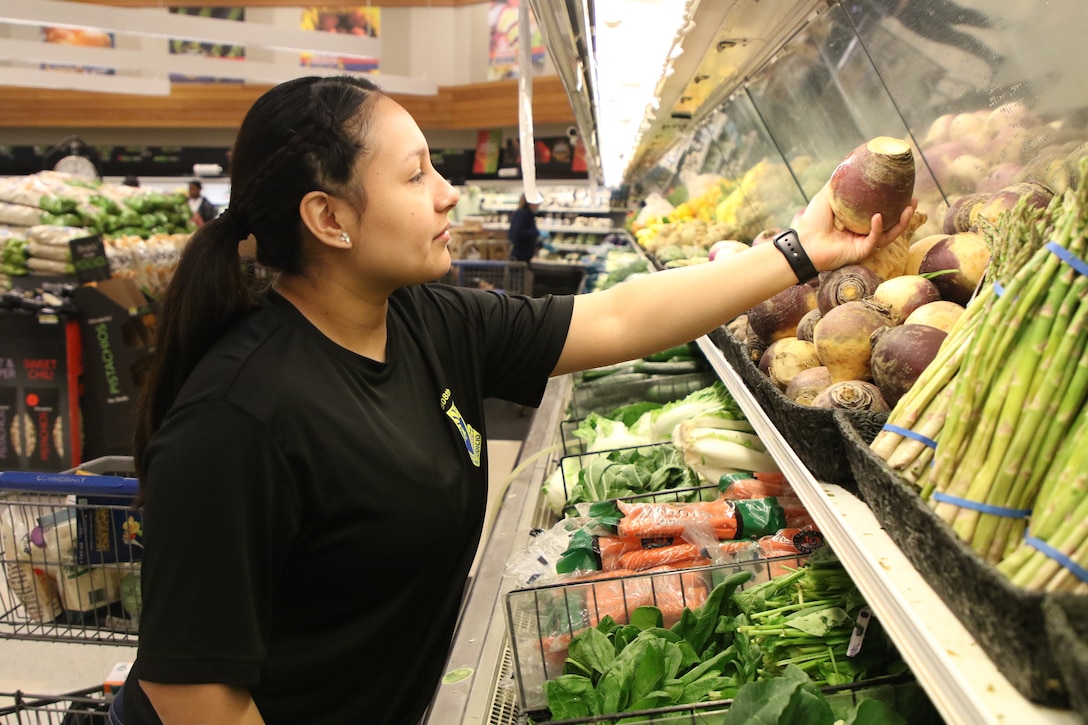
54 154 98 180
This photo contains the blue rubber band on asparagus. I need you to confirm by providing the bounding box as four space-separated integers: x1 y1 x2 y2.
993 280 1005 297
1025 534 1088 584
881 423 937 450
931 491 1032 518
1046 241 1088 277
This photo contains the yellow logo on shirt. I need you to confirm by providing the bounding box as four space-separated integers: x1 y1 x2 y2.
443 389 482 467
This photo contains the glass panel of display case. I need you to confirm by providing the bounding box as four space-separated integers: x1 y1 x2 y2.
837 0 1088 219
704 91 809 242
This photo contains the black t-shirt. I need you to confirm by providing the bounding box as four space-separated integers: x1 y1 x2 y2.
123 285 574 724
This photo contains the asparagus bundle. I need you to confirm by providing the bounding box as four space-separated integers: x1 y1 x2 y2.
870 161 1088 566
997 404 1088 592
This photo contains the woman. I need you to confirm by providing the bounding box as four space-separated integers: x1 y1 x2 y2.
507 192 542 262
121 75 912 724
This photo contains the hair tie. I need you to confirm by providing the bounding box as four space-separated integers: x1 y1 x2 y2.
218 209 249 242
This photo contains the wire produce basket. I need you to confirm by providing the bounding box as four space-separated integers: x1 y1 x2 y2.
504 555 806 714
0 458 141 646
567 371 718 421
0 687 114 724
440 260 533 295
518 673 929 725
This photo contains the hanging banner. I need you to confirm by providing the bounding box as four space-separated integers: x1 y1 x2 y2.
41 28 115 75
168 7 246 83
300 6 380 73
472 129 503 175
487 0 545 81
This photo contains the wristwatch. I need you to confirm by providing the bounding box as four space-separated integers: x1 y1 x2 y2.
772 229 819 283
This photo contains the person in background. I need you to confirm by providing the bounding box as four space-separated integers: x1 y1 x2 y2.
187 180 218 227
117 75 913 725
508 192 543 261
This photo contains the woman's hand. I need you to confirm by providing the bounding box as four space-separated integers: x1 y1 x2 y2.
794 182 917 272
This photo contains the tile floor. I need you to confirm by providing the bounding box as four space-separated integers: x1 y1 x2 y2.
0 397 534 712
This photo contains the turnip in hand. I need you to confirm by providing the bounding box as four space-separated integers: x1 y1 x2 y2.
829 136 916 234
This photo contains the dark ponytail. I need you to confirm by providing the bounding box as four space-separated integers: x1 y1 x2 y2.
134 76 383 489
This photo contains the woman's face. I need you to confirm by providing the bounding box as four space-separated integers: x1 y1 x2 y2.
346 97 460 290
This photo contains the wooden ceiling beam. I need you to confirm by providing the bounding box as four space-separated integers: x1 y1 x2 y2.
0 76 574 131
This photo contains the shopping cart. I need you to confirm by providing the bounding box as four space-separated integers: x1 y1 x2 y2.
440 260 533 295
0 687 115 724
0 460 142 647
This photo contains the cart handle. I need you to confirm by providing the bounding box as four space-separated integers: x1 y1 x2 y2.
0 471 139 496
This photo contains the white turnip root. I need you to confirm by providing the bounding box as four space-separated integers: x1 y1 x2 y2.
906 234 949 275
918 233 991 307
904 300 965 334
768 337 822 391
973 181 1055 229
796 308 822 343
871 323 948 406
812 300 893 382
942 193 989 234
785 365 833 406
871 274 941 325
817 264 882 314
811 380 890 412
829 137 916 234
759 339 782 375
747 284 818 344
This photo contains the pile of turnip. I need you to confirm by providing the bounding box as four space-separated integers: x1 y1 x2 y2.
737 136 987 413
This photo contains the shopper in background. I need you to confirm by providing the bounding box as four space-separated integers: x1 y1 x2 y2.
119 75 913 725
186 180 217 227
507 192 544 261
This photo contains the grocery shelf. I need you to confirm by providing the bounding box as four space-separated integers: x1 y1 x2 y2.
481 204 614 214
693 336 1079 725
481 222 615 234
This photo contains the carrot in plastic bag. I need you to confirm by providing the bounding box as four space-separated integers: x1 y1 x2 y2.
617 542 706 571
721 476 793 500
597 534 693 570
616 498 737 539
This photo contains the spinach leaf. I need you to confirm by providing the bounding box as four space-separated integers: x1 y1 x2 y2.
566 627 614 678
542 674 598 720
630 606 663 631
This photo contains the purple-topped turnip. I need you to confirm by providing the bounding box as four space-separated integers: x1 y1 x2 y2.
828 137 916 234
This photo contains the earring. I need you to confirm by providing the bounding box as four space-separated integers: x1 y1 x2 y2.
339 231 351 248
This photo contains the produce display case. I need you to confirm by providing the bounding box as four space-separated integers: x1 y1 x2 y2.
429 1 1088 721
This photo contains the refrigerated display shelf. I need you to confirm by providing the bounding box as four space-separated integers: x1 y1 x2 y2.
428 334 1079 725
693 336 1079 725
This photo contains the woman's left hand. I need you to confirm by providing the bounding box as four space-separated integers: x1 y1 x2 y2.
794 182 918 273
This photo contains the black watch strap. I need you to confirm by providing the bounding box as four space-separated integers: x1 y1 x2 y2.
772 229 819 283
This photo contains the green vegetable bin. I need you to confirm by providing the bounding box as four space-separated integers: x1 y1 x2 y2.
503 554 805 713
834 411 1079 707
